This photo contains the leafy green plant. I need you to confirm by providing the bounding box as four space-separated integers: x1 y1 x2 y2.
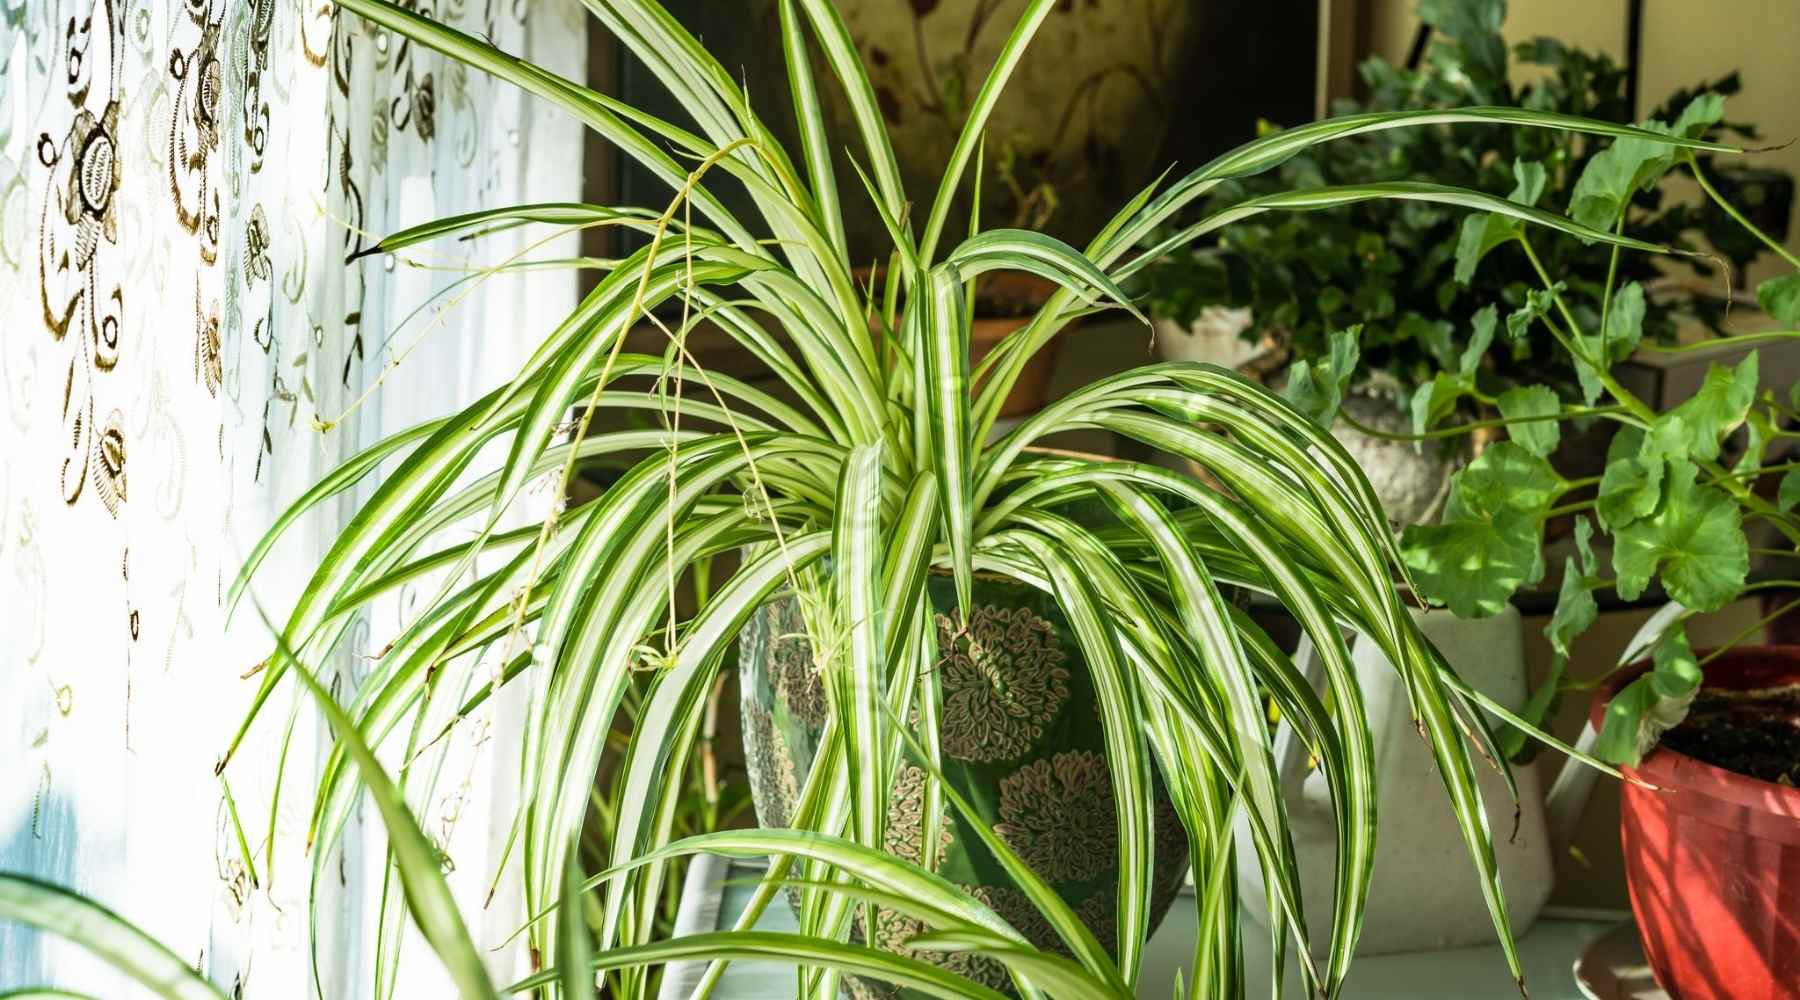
1394 95 1800 764
11 2 1729 998
1130 0 1791 411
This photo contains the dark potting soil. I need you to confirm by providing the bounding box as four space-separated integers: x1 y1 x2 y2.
1659 686 1800 787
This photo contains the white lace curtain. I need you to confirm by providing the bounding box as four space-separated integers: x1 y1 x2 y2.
1 1 585 994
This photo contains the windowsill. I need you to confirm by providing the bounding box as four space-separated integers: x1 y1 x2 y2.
659 855 1624 999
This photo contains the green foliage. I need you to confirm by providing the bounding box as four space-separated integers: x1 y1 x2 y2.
1398 92 1800 767
1284 325 1361 427
1567 94 1724 230
1612 460 1749 611
1545 556 1598 661
1401 441 1558 617
1496 384 1560 457
1595 427 1664 530
1408 306 1497 434
1644 353 1758 464
1595 628 1702 765
1454 158 1547 284
1129 0 1789 413
0 875 226 1000
1757 273 1800 328
1781 468 1800 513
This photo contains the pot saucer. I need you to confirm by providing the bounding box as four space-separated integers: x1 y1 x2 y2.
1575 921 1668 1000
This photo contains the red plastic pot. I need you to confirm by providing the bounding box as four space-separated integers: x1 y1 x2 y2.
1591 647 1800 1000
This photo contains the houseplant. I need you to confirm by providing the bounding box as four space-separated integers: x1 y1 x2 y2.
1394 87 1800 998
3 3 1738 1000
1129 0 1791 427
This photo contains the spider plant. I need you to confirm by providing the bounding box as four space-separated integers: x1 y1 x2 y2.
202 1 1733 997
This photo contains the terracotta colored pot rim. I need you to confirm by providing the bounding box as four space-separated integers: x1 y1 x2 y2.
1590 646 1800 821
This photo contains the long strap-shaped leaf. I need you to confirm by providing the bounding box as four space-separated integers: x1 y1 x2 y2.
832 443 888 866
1129 181 1671 280
239 606 499 999
1019 458 1517 990
526 436 844 938
528 446 769 925
777 0 845 260
1142 694 1241 1000
658 605 931 998
226 414 445 617
557 841 597 1000
511 931 1011 1000
0 875 226 1000
1110 106 1738 263
577 0 864 315
309 486 726 902
1111 478 1371 994
1007 465 1374 917
917 265 973 612
355 201 681 258
1096 486 1317 978
878 472 940 666
1004 530 1155 985
944 229 1143 321
597 830 1030 944
976 532 1326 993
597 531 831 946
334 0 763 255
229 254 729 767
916 0 1057 263
975 106 1735 442
793 0 907 233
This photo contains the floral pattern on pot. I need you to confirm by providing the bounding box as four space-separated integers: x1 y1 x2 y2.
741 703 799 829
1076 885 1119 954
970 884 1059 954
934 604 1070 762
767 595 829 729
740 573 1191 999
885 763 954 866
849 899 1014 999
993 750 1116 882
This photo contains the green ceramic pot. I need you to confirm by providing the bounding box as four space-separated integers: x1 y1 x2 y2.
739 572 1190 998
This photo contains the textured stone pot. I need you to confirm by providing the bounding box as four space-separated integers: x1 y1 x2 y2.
1253 369 1460 529
740 572 1190 998
1328 388 1460 529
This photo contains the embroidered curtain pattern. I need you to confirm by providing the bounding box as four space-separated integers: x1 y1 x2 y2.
1 1 585 994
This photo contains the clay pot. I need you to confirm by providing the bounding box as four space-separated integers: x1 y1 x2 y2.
1591 648 1800 1000
972 271 1065 419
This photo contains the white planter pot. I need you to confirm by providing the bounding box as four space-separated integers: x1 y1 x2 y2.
1152 308 1274 370
1240 604 1554 956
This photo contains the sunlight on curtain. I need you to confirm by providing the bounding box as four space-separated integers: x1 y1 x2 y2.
0 1 585 994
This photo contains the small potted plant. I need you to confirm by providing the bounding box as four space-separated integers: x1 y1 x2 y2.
1395 87 1800 1000
1129 0 1792 528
